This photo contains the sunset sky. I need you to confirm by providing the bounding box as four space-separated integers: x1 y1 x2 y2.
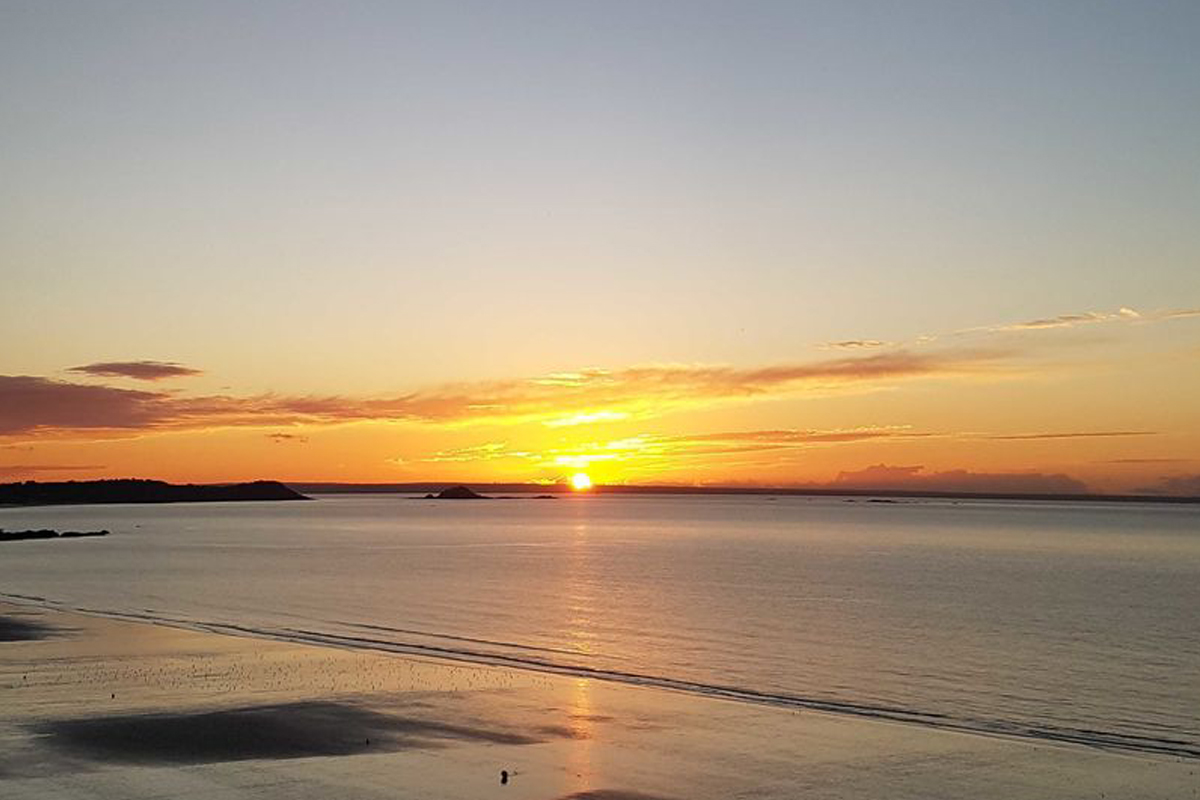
3 1 1199 494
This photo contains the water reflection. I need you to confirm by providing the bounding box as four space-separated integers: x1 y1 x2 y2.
566 521 596 790
566 521 598 655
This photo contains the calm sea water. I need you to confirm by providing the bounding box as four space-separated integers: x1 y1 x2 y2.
2 494 1198 756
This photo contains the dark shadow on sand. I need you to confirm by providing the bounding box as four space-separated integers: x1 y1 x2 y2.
34 700 549 765
0 614 58 642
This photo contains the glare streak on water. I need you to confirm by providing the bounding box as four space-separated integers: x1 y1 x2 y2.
1 494 1198 757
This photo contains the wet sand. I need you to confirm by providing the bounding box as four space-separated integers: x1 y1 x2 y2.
1 602 1196 799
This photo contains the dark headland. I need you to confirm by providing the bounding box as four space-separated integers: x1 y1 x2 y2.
0 479 309 506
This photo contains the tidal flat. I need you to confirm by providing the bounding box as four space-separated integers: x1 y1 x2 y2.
1 603 1196 800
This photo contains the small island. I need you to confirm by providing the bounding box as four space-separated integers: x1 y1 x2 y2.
420 486 561 500
423 485 489 500
0 479 309 506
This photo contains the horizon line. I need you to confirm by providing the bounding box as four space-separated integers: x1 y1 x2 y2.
6 477 1194 505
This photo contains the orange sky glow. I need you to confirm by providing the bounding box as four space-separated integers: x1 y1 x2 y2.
3 4 1199 496
3 307 1199 495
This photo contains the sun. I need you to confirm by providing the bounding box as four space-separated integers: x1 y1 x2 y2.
569 472 593 491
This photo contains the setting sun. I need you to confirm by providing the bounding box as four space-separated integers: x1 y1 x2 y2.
570 473 593 491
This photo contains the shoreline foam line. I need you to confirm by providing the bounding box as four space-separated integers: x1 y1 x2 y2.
2 592 1197 761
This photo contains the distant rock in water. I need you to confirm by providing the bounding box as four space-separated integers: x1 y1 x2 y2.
0 479 309 506
425 485 489 500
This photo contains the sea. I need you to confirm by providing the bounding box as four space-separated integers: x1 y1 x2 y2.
2 493 1198 758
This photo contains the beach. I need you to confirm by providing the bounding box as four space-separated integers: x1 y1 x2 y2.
2 600 1195 800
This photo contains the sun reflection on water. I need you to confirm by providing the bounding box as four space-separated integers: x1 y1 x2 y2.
565 520 596 790
566 677 595 788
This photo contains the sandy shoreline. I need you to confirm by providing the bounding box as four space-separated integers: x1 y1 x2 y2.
1 601 1196 800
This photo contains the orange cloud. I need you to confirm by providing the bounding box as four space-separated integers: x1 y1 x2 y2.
404 426 1167 480
266 432 308 444
820 339 893 350
0 348 1012 437
0 463 106 475
982 431 1156 440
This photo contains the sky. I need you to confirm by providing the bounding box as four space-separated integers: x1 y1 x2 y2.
2 0 1199 495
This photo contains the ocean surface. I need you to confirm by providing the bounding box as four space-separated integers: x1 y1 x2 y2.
2 493 1198 758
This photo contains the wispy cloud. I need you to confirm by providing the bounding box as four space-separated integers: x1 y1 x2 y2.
825 304 1200 357
0 463 105 475
544 410 631 427
422 443 524 462
68 360 203 381
656 427 931 453
652 427 1156 453
987 308 1142 332
981 430 1156 440
1 348 1011 437
412 442 1095 494
820 340 893 350
955 304 1200 338
414 429 914 469
408 425 1168 476
266 432 308 444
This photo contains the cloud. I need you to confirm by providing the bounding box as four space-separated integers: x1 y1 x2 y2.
68 361 203 381
821 340 893 350
826 304 1200 359
422 443 519 462
416 440 1095 495
656 427 931 455
659 427 1157 452
0 464 105 475
1101 458 1191 464
1136 474 1200 497
266 432 308 444
993 308 1142 332
825 463 1089 495
413 429 920 470
0 376 172 435
962 305 1200 337
417 350 998 424
544 410 631 427
982 431 1156 440
423 428 929 468
408 425 1179 474
1 348 1011 437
